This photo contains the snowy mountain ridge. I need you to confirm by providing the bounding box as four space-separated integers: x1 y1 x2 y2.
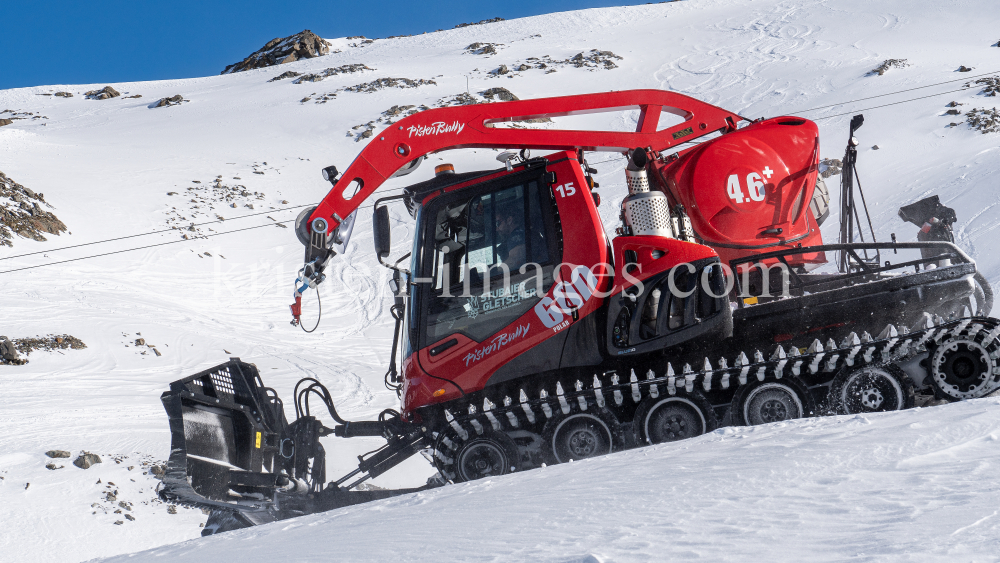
0 0 999 561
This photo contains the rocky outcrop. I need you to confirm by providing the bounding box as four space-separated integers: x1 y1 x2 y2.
73 452 102 469
152 95 185 108
454 17 504 29
291 63 373 84
85 86 120 100
966 107 999 134
0 171 67 247
222 30 331 74
868 59 909 76
480 87 519 101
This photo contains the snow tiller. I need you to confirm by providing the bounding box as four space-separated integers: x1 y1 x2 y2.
159 90 998 533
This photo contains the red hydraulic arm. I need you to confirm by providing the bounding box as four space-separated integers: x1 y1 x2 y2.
309 89 742 234
291 89 745 325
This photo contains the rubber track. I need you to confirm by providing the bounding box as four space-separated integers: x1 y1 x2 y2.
433 316 1000 479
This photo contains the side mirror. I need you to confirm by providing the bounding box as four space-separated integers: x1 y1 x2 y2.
373 205 391 259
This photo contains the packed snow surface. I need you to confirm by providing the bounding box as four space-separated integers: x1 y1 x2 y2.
0 0 998 561
104 399 1000 562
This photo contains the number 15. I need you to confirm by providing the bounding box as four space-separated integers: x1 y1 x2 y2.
555 182 576 198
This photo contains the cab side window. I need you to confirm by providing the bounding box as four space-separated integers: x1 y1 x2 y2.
422 178 559 346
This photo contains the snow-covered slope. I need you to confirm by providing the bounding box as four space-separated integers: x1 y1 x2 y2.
103 398 1000 563
0 0 998 561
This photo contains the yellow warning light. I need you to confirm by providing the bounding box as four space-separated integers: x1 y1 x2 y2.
433 388 447 397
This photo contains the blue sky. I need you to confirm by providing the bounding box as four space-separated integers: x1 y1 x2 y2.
1 1 642 90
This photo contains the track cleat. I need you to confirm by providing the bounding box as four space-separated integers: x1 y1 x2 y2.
682 363 695 392
736 352 750 385
592 375 606 408
503 396 519 428
843 332 861 366
445 409 469 441
575 380 588 411
808 340 825 374
469 418 484 435
703 358 714 391
878 324 898 340
483 398 500 431
718 357 731 389
752 351 766 381
770 347 786 379
630 370 642 403
519 389 536 424
540 389 553 419
860 331 873 343
646 369 659 398
666 363 677 395
611 374 624 405
556 382 571 415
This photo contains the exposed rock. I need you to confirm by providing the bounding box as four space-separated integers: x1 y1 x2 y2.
291 64 373 84
466 42 502 55
167 505 178 514
0 336 23 364
343 77 436 93
946 109 961 115
9 335 87 358
454 17 504 28
54 92 73 98
0 118 12 127
125 514 135 521
150 464 165 479
974 77 999 97
152 95 184 108
45 462 63 470
268 71 301 82
46 450 71 458
958 65 974 72
480 87 519 101
868 59 909 76
73 452 102 469
222 30 331 74
819 158 843 178
567 50 622 70
946 101 963 107
966 107 1000 134
872 145 880 150
135 338 146 346
492 64 510 76
84 86 121 100
0 170 67 247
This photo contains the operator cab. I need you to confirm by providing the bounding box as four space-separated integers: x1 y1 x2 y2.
405 158 561 355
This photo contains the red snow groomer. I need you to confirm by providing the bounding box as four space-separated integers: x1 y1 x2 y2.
159 90 996 533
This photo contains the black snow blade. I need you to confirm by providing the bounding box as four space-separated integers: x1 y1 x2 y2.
159 358 289 513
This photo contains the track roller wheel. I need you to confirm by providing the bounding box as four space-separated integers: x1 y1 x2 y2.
828 364 914 415
730 377 814 426
632 390 717 445
452 430 519 483
930 337 995 401
543 408 619 464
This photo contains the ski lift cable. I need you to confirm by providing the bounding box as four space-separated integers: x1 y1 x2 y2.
810 87 974 120
0 203 314 262
792 69 999 114
0 220 296 275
